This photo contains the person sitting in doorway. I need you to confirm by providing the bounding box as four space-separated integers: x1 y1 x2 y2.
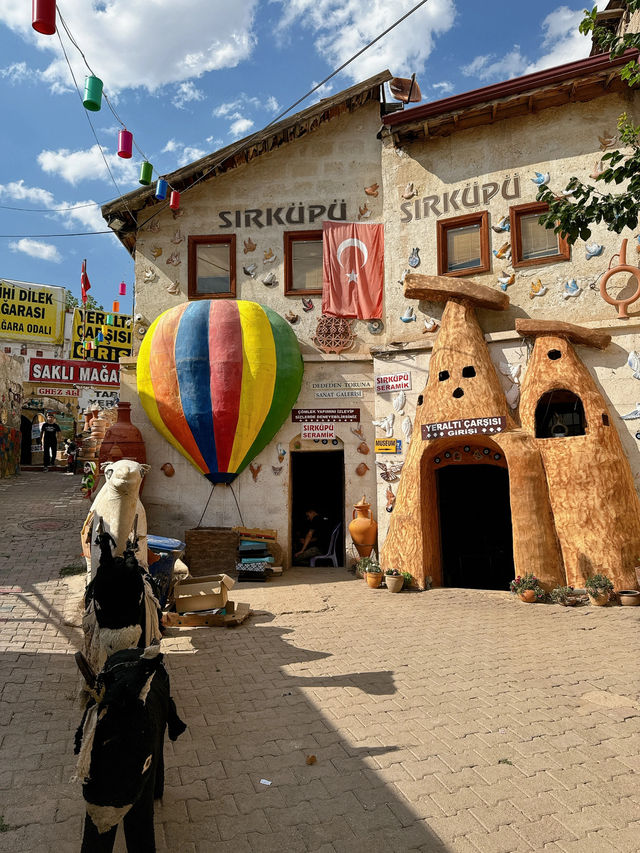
40 411 61 471
294 507 331 565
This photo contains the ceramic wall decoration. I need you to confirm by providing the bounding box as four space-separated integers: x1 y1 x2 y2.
585 243 604 261
402 182 416 200
358 203 371 220
166 281 180 295
277 443 286 463
272 466 283 475
400 306 416 323
146 219 160 233
492 216 510 233
620 405 640 420
498 272 515 291
348 495 378 558
302 298 314 312
262 271 277 286
392 391 406 415
171 229 184 245
499 362 522 385
151 246 162 259
375 460 404 482
172 206 184 219
364 183 379 197
243 263 257 278
408 247 420 268
313 316 355 354
563 279 581 299
599 130 616 150
368 319 384 334
285 311 299 324
243 238 256 253
423 316 439 333
372 412 394 437
493 242 511 260
143 268 157 282
505 384 520 409
357 441 369 455
531 171 550 185
249 462 261 481
263 248 277 264
166 252 181 266
599 238 640 319
351 423 365 440
627 351 640 379
398 269 410 285
355 462 370 476
530 279 547 299
385 485 396 512
161 462 175 477
401 415 412 445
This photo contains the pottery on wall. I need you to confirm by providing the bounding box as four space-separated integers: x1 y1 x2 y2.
349 495 378 558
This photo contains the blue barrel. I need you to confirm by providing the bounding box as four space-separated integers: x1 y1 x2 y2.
148 535 185 608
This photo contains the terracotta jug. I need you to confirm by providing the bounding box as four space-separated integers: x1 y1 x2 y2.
349 495 378 558
99 402 147 470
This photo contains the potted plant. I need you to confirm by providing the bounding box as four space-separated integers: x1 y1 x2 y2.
509 573 545 602
384 568 404 593
550 585 577 606
585 573 613 606
354 555 379 579
401 571 415 589
364 560 383 588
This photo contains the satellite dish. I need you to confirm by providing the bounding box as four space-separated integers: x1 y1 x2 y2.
389 74 422 104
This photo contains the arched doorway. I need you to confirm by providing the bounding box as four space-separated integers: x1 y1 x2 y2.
535 389 586 438
431 441 514 590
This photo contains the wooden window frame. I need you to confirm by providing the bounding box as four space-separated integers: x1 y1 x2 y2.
188 234 236 300
284 230 323 296
509 202 570 268
436 211 490 277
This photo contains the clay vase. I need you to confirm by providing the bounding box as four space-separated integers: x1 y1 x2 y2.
99 402 147 469
365 572 383 588
588 591 609 606
519 590 537 603
386 574 404 593
349 495 378 558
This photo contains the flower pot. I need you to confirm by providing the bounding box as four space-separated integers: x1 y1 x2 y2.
365 572 382 588
519 590 537 603
385 575 404 593
588 591 609 606
349 495 377 559
618 590 640 606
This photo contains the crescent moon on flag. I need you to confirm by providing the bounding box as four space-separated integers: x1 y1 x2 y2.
337 238 368 268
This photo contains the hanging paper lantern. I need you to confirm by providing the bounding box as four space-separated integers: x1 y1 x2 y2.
117 129 133 159
169 191 180 211
32 0 56 35
112 301 120 313
155 179 168 201
83 76 103 112
137 300 304 484
119 281 127 296
97 331 104 342
139 161 153 186
101 325 109 336
106 314 114 326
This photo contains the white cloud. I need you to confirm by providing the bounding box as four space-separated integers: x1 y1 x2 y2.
37 144 138 186
0 61 38 83
462 48 528 82
275 0 456 83
9 238 62 263
0 180 55 207
213 94 261 117
172 81 205 109
431 81 454 95
229 117 254 138
266 95 280 113
212 92 280 137
0 178 108 232
0 0 259 93
178 146 207 166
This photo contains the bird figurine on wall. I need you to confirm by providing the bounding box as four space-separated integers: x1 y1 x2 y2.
243 263 257 278
392 390 406 415
598 131 617 151
364 183 379 197
497 272 515 291
590 160 605 180
166 281 180 295
249 462 261 482
621 404 640 420
143 267 157 282
375 460 404 482
151 246 162 259
562 279 581 299
243 238 256 254
172 206 184 220
636 234 640 254
171 229 184 244
585 242 604 260
263 248 276 263
491 216 510 233
398 269 410 286
493 242 511 260
402 181 416 200
401 415 412 445
166 252 181 266
146 219 160 233
506 383 520 409
423 316 439 333
302 297 314 312
351 423 365 440
372 413 394 437
499 362 522 384
531 171 550 186
530 279 547 299
358 204 371 220
627 351 640 380
272 466 283 476
261 271 277 286
285 311 299 324
385 485 396 512
400 306 416 323
277 442 286 462
408 247 420 268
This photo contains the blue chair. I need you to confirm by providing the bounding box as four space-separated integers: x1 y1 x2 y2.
310 523 342 567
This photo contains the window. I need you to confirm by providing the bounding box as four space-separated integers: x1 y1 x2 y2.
35 350 43 357
188 235 236 299
437 212 489 277
535 390 586 438
284 230 323 295
3 347 10 354
510 202 570 268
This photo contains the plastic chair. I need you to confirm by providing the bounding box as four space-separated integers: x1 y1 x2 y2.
310 523 342 567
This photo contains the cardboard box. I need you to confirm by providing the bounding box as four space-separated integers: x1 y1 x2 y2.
163 601 251 627
174 573 235 614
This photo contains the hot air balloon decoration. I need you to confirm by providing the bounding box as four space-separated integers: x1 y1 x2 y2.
137 300 304 484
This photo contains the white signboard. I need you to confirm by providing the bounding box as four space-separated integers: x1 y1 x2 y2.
375 372 412 393
37 387 80 397
314 390 363 399
302 423 335 440
311 380 373 390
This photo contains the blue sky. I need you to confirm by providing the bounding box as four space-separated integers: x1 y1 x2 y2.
0 1 599 311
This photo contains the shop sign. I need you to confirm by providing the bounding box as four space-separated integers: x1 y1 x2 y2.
36 387 80 397
292 408 360 423
70 309 132 362
29 358 120 387
399 177 521 222
375 438 402 453
315 390 363 398
0 280 65 344
311 380 373 390
375 372 412 393
301 423 335 440
218 201 348 229
422 416 507 440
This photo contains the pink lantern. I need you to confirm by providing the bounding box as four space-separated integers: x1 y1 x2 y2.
112 301 120 313
32 0 56 35
119 281 127 296
118 130 133 159
169 191 180 211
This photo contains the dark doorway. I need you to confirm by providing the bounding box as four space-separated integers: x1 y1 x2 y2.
20 416 31 465
535 389 586 438
437 463 514 589
291 450 344 565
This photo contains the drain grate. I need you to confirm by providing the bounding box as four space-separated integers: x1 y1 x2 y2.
22 518 73 532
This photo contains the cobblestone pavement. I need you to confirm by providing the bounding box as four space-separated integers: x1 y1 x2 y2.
1 472 640 852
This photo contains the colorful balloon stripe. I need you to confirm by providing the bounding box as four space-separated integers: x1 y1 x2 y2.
137 299 303 484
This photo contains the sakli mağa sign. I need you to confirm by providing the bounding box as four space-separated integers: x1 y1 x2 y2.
29 358 120 387
422 416 507 440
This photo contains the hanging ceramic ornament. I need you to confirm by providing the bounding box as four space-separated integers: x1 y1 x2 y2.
117 129 133 159
402 182 416 200
83 76 103 111
166 281 180 295
32 0 56 34
139 161 153 186
492 215 510 233
112 301 120 313
585 242 604 259
277 443 286 463
423 316 439 333
531 172 550 186
272 466 283 476
506 383 520 409
367 319 384 334
249 462 261 482
171 229 184 245
155 179 168 201
375 460 404 482
408 248 420 268
169 191 180 211
262 271 277 286
119 281 127 296
106 313 115 325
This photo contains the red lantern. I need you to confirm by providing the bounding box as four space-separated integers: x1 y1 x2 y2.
119 281 126 296
112 301 120 313
32 0 56 35
118 130 133 159
169 190 180 211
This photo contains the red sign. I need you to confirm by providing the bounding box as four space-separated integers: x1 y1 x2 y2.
292 408 360 423
302 423 336 440
29 358 120 387
422 416 506 440
36 387 80 397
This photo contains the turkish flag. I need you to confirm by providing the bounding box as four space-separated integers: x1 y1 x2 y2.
322 221 383 319
81 259 91 304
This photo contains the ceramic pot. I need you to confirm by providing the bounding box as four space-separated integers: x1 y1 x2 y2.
588 591 609 606
385 575 403 593
365 572 382 588
99 402 147 469
618 590 640 606
519 590 537 603
349 495 378 558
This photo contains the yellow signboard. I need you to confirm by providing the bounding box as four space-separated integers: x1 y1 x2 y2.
0 280 65 344
375 438 402 453
71 308 132 362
